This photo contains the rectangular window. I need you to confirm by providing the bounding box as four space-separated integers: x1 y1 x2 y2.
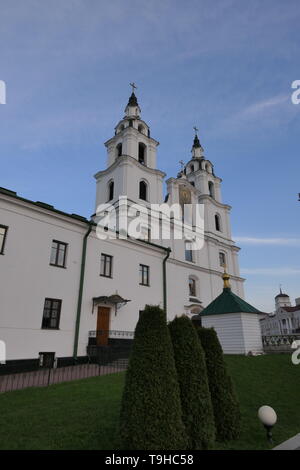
219 252 226 267
185 242 193 262
100 253 113 278
0 225 8 254
139 264 150 286
50 240 68 267
42 298 62 329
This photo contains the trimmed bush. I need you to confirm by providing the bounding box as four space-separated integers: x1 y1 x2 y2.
196 327 241 441
119 305 187 450
169 316 215 449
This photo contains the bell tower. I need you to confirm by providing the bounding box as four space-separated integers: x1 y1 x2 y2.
94 85 165 211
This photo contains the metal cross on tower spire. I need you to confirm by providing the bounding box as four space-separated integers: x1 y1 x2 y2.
130 82 137 93
193 126 199 136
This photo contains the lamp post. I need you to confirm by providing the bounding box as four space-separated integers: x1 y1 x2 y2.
258 406 277 444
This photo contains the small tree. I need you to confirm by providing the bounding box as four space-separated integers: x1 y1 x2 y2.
196 327 241 441
119 305 187 450
169 316 215 449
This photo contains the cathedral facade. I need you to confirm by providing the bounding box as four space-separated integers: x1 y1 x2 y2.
0 90 244 365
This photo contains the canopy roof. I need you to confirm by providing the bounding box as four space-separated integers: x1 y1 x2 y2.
93 294 130 305
200 271 261 317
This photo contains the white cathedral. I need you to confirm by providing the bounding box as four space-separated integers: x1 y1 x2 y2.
0 88 246 367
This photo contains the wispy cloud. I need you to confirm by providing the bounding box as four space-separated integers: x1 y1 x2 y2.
241 267 300 276
235 237 300 246
238 95 289 118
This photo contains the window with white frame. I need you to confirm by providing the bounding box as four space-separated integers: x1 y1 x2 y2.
100 253 113 278
50 240 68 268
0 225 8 254
215 213 221 232
139 264 150 286
42 298 62 330
219 251 226 267
189 277 197 297
185 241 194 262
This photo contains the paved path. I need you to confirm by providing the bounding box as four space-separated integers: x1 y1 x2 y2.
273 433 300 450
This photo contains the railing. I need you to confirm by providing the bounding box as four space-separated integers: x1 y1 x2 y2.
88 329 135 339
262 334 300 352
0 361 128 394
0 330 136 393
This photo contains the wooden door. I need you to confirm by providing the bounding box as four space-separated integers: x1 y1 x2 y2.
96 307 110 346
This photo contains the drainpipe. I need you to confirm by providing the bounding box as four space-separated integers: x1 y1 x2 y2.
73 221 93 361
163 247 171 315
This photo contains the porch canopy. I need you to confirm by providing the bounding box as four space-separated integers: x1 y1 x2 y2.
92 294 131 315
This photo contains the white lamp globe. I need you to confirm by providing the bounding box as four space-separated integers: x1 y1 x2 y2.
258 406 277 427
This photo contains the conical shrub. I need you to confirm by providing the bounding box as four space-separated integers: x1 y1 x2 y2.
196 327 241 441
168 316 215 449
119 305 187 450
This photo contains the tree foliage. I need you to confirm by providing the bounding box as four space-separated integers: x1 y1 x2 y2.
169 316 215 449
196 327 241 441
119 305 187 450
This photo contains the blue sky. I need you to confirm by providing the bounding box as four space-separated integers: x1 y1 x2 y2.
0 0 299 311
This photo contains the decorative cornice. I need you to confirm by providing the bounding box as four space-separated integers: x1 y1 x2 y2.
167 257 245 282
104 127 159 147
94 155 166 180
198 194 231 210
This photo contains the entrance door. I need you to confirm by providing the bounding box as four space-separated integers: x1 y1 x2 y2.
96 307 110 346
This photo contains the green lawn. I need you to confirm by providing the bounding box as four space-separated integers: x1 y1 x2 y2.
0 355 299 450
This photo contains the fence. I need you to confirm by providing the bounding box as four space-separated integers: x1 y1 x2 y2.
262 334 300 353
0 360 129 393
0 330 134 393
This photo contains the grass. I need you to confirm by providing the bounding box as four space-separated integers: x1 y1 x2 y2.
0 373 124 450
0 355 299 450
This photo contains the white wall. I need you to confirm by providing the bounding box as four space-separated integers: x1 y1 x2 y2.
77 231 164 356
202 312 263 354
0 195 86 360
202 313 246 354
241 313 263 353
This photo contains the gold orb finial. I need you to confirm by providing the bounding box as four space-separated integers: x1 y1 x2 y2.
222 267 231 289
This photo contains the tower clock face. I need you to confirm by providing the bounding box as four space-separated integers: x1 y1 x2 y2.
179 186 191 205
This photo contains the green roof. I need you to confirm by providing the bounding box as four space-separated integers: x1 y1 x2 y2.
200 287 261 316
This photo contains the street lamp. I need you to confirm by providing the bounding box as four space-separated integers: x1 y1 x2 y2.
258 405 277 444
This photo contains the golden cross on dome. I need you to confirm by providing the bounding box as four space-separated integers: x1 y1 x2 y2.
130 82 137 93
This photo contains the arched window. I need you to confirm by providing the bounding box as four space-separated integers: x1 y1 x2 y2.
116 143 122 157
190 164 194 173
208 181 215 198
138 124 144 133
219 251 226 267
189 277 197 297
139 180 148 201
215 213 221 232
108 180 114 201
138 142 146 165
